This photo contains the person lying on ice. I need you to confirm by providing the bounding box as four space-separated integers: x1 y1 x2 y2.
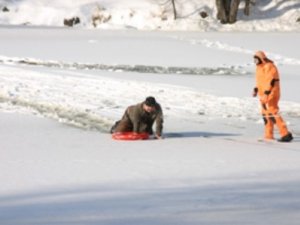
252 50 293 142
110 96 163 139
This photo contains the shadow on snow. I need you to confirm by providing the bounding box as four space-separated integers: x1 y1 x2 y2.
164 131 238 139
0 177 300 225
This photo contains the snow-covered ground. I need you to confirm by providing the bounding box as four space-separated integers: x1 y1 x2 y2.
0 0 300 31
1 26 300 225
1 1 300 224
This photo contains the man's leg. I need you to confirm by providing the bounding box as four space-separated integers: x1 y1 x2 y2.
113 120 133 133
267 99 293 142
263 114 274 140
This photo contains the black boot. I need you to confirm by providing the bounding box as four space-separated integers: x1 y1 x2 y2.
278 132 293 142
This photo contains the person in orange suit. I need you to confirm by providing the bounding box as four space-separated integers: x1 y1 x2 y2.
252 51 293 142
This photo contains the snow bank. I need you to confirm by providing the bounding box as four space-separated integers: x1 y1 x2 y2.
0 0 300 31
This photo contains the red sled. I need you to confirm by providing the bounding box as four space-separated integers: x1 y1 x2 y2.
112 132 149 140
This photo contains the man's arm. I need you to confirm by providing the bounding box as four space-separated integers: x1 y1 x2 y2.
128 104 142 133
155 105 164 138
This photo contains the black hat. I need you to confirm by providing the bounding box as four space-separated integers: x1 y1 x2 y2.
145 96 156 107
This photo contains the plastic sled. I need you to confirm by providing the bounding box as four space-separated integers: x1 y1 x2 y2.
112 132 150 140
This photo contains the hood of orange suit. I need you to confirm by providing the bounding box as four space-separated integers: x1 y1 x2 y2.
254 51 268 63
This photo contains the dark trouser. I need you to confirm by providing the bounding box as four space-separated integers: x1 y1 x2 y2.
110 120 133 133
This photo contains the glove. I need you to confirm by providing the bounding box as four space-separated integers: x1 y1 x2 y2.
252 87 258 97
155 134 163 139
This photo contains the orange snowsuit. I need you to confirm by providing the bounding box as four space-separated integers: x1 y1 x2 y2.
253 51 289 139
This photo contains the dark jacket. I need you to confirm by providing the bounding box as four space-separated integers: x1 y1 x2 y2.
113 101 163 136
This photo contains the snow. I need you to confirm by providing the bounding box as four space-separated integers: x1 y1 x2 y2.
1 1 300 224
0 0 300 31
